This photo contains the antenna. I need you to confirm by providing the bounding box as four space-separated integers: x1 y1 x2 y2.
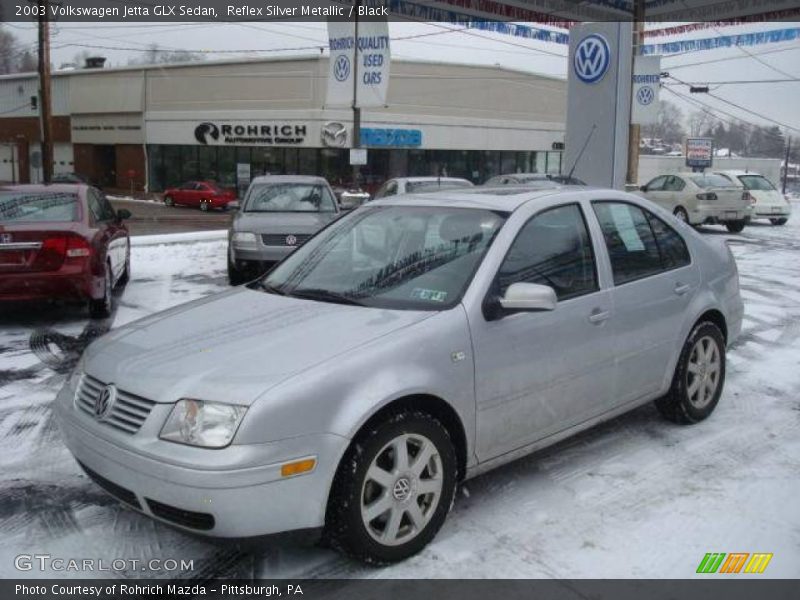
567 124 597 181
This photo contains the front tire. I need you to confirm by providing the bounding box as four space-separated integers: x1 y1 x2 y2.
725 220 746 233
655 321 726 424
770 218 788 226
164 195 174 207
324 410 457 564
673 207 689 224
227 259 248 286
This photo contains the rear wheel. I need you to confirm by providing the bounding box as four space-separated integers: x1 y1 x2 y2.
725 220 746 233
324 410 457 564
116 254 130 287
656 321 726 424
164 195 174 207
89 265 113 319
673 207 689 223
770 218 788 226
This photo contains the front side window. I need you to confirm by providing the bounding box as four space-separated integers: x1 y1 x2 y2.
593 202 663 285
644 175 668 191
256 206 507 310
664 176 686 192
0 192 79 223
738 175 776 191
496 204 598 301
244 183 336 213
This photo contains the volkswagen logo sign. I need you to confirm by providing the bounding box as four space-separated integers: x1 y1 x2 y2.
333 55 350 82
285 235 297 247
321 122 348 148
94 384 117 420
574 34 611 84
637 85 655 105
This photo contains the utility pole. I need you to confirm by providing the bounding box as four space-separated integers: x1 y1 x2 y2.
782 135 791 195
626 0 646 188
351 0 362 186
37 0 54 184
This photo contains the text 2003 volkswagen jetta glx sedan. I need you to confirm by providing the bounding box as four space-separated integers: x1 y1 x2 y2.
55 187 743 563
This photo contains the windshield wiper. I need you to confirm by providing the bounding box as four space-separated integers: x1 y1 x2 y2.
287 287 364 306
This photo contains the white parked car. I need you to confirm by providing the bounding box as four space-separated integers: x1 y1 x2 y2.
637 172 754 233
713 170 791 226
372 177 473 200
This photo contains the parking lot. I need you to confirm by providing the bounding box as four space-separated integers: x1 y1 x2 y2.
0 207 798 580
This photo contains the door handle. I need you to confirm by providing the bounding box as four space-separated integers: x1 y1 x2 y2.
674 283 691 296
588 309 610 324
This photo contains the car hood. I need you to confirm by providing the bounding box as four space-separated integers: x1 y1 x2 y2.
83 288 432 406
233 211 337 234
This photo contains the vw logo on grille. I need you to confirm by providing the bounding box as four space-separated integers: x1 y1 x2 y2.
94 384 117 420
574 34 611 84
637 85 655 105
333 55 350 82
285 235 298 246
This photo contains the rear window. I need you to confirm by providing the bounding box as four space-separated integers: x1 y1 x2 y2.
738 175 776 191
0 192 79 223
690 174 735 189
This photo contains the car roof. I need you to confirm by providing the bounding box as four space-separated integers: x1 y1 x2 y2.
370 185 616 212
713 170 762 176
0 183 87 194
395 177 471 183
249 175 329 185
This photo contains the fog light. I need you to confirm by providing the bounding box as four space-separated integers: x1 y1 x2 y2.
281 458 316 477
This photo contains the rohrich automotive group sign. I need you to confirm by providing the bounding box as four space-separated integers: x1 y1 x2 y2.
193 122 307 145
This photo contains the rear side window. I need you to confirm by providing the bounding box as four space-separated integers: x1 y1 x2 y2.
738 175 776 191
497 204 598 301
646 212 691 269
690 174 735 188
88 190 116 222
0 192 79 223
593 202 663 285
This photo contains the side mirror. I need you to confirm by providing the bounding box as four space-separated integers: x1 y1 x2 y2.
499 283 557 312
116 209 132 220
639 185 648 192
227 201 240 211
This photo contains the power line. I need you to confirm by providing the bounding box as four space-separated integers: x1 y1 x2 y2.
663 78 800 86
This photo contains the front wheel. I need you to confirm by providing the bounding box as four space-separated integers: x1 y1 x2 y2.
227 259 248 286
770 218 788 226
725 220 746 233
673 207 689 223
164 195 174 207
324 411 457 564
655 321 726 424
200 200 210 212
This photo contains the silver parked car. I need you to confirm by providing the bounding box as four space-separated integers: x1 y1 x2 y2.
55 187 742 563
483 172 587 186
227 175 340 284
371 176 473 200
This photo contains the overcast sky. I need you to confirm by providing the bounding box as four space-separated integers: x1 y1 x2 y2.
5 20 800 133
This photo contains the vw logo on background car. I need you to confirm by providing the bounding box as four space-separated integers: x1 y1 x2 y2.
94 384 117 420
637 85 655 105
321 122 348 148
194 122 220 145
574 34 611 84
285 235 298 247
333 55 351 82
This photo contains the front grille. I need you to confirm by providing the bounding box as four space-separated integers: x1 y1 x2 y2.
261 233 312 247
79 461 141 509
146 498 215 531
75 373 156 434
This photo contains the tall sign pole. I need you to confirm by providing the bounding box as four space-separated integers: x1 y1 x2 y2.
626 0 645 187
37 0 54 184
351 0 362 185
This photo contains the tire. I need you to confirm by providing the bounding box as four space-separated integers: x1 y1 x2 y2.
200 200 210 212
725 220 746 233
770 218 788 226
116 254 130 287
89 265 113 319
227 259 248 286
655 321 726 424
164 196 174 207
673 207 689 224
324 410 457 564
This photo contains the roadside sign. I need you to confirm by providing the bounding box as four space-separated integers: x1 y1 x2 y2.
326 19 390 108
349 148 368 165
632 55 661 125
686 138 714 169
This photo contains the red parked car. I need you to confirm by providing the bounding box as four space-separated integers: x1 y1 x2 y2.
163 181 236 211
0 184 131 318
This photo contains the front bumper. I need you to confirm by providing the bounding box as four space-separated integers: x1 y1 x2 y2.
231 245 295 264
54 384 349 538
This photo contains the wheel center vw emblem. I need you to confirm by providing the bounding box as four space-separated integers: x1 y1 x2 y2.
637 85 655 105
393 477 412 501
94 384 117 420
574 34 611 84
333 55 350 82
285 235 297 246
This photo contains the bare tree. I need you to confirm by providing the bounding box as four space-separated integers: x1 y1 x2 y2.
0 25 37 74
688 110 715 137
642 100 686 145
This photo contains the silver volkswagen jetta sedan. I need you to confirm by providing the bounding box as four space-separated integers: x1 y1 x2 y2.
55 187 743 563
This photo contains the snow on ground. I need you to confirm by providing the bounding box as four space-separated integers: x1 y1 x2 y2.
0 216 799 580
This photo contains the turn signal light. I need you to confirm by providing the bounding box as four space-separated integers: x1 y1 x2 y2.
280 458 316 478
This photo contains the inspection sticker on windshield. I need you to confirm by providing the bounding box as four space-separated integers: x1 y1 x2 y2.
411 288 448 302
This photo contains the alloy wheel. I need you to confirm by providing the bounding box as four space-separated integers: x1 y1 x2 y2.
686 335 721 409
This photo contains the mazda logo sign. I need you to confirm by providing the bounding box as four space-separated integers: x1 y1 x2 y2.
321 122 348 148
574 34 611 84
94 384 117 420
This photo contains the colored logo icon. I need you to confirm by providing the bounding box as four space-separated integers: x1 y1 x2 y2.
574 34 611 84
696 552 773 574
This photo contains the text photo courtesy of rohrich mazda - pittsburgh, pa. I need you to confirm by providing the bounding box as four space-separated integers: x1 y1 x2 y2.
0 1 799 599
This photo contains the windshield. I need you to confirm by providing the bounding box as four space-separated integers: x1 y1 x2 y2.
254 206 507 310
406 180 472 193
0 192 79 223
244 183 336 213
690 174 736 189
738 175 776 191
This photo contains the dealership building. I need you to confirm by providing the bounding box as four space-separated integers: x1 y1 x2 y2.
0 55 567 193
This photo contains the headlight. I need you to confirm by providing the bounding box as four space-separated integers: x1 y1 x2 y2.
160 399 247 448
232 232 258 249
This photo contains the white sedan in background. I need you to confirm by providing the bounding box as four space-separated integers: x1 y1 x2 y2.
372 177 473 200
713 170 791 226
637 172 753 233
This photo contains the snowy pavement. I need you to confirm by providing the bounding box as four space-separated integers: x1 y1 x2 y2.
0 217 798 579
